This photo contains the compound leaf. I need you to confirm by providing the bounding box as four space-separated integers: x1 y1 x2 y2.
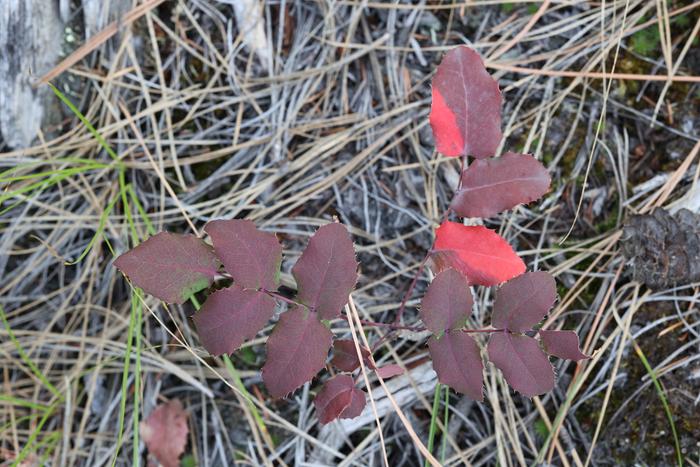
192 285 275 356
539 330 588 361
262 307 333 398
204 219 282 290
331 339 373 372
492 271 556 332
428 332 484 401
429 46 502 158
314 374 366 424
139 399 189 467
114 232 219 304
487 332 554 397
420 268 473 333
433 221 525 286
451 152 551 218
292 223 358 320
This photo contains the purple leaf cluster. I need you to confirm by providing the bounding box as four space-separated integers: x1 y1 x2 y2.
113 45 589 426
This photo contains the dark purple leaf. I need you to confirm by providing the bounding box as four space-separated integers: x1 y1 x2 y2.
262 307 333 398
204 219 282 290
428 332 484 401
491 271 557 332
113 232 219 304
420 268 473 333
192 285 275 356
451 153 551 218
375 364 404 379
292 223 358 320
429 46 502 159
433 221 525 286
487 332 554 397
539 330 588 361
331 339 373 372
314 374 366 424
342 384 366 419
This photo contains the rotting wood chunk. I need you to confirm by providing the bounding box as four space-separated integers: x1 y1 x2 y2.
621 208 700 289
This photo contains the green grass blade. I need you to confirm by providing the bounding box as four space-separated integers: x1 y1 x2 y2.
47 83 120 162
0 307 61 400
633 343 683 467
425 383 442 467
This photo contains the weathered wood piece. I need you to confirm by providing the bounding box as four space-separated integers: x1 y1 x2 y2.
0 1 63 148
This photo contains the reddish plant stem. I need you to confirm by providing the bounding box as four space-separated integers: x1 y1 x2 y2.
262 289 299 307
340 315 423 332
392 253 431 325
393 155 466 326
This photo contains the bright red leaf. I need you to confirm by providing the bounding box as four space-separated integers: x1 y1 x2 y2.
113 232 219 304
192 285 275 356
539 330 588 361
491 271 556 332
204 219 282 290
331 339 373 372
487 332 554 397
262 307 333 398
292 223 358 320
314 374 367 424
420 268 473 333
451 152 551 218
429 46 502 158
428 332 484 401
140 399 189 467
432 221 525 286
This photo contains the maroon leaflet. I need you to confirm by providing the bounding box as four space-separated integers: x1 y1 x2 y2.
192 285 276 356
491 271 557 333
433 221 525 286
292 223 358 320
539 330 589 361
451 152 551 218
204 219 282 290
429 46 502 158
139 399 189 467
314 374 367 424
487 332 554 397
420 268 473 333
331 339 373 372
428 332 484 401
262 307 333 398
113 232 219 304
375 364 404 379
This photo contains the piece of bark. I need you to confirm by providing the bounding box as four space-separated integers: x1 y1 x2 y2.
620 207 700 289
0 1 63 148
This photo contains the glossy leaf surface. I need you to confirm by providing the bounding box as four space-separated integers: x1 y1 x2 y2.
192 285 275 356
292 223 358 319
428 332 484 401
433 221 525 286
429 46 502 158
539 330 588 361
204 219 282 290
114 232 219 304
451 152 551 218
314 374 366 424
492 271 556 332
262 308 332 398
420 268 473 333
331 339 373 372
139 399 189 467
487 332 554 397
